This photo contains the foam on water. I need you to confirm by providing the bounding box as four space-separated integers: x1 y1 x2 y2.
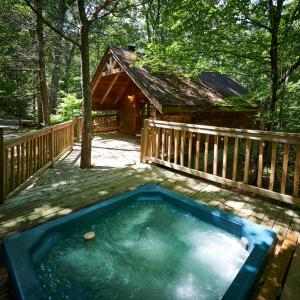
36 201 249 299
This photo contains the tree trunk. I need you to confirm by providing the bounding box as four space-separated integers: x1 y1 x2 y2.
62 42 76 92
49 0 67 113
35 72 43 128
37 93 44 129
267 0 284 130
78 0 92 169
35 0 51 126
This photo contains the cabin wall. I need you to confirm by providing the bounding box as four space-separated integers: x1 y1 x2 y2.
147 110 256 129
156 113 193 123
191 110 257 129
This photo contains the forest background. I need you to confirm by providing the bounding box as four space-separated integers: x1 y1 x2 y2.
0 0 299 139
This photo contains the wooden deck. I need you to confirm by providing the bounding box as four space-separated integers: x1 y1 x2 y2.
0 133 299 299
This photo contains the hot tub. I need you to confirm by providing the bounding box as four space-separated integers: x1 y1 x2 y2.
3 184 276 300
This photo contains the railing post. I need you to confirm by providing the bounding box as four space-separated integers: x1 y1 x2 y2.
140 128 144 163
70 121 74 150
140 120 149 163
50 128 54 166
0 128 6 203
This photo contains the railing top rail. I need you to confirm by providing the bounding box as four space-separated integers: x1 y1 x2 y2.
146 119 300 144
4 119 75 148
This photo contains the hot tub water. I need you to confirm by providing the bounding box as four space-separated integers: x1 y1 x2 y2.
36 201 249 299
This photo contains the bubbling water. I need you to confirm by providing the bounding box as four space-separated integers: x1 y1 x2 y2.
36 201 249 299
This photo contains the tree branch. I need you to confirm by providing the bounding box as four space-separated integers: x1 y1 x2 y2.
88 0 117 23
23 0 80 47
278 0 300 45
278 56 300 85
239 17 272 32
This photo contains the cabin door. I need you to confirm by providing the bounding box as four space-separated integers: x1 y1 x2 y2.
135 95 150 135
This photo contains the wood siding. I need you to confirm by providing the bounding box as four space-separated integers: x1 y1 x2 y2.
191 110 257 129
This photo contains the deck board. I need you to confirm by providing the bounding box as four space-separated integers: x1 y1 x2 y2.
281 243 300 300
0 132 298 299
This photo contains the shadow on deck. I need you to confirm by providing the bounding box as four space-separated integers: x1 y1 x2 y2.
0 132 299 299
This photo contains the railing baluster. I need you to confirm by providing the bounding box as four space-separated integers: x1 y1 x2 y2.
10 147 15 192
188 132 192 168
213 135 218 175
281 144 290 194
161 128 165 160
204 135 209 172
155 127 160 158
269 142 277 191
44 134 48 164
33 138 37 172
222 136 228 178
42 135 46 165
243 139 251 184
148 127 153 159
195 133 201 170
232 137 239 181
26 141 30 178
167 130 172 162
38 136 42 169
180 130 185 166
152 127 156 158
58 130 61 153
257 141 264 188
29 140 33 176
294 145 300 197
174 130 179 164
16 144 21 186
21 143 25 183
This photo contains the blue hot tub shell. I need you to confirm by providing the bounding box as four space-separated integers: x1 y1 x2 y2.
3 184 277 300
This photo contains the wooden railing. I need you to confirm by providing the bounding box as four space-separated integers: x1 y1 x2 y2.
141 119 300 206
0 117 83 202
92 114 119 133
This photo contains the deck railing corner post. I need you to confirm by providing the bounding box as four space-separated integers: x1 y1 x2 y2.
141 119 150 164
140 128 145 163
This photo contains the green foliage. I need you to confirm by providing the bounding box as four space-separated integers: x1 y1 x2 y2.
0 0 35 118
277 80 300 133
1 0 299 134
139 0 300 132
92 110 118 116
53 93 82 122
49 114 64 125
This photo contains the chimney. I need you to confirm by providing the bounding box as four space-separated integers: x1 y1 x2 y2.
127 45 135 52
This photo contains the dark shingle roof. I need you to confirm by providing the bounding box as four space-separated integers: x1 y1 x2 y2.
200 72 247 98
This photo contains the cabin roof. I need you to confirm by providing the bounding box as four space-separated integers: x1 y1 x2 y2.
91 46 254 113
199 72 247 98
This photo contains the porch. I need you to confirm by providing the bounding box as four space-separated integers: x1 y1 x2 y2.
0 132 299 299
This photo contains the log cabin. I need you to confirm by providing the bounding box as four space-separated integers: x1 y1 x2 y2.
91 46 257 137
